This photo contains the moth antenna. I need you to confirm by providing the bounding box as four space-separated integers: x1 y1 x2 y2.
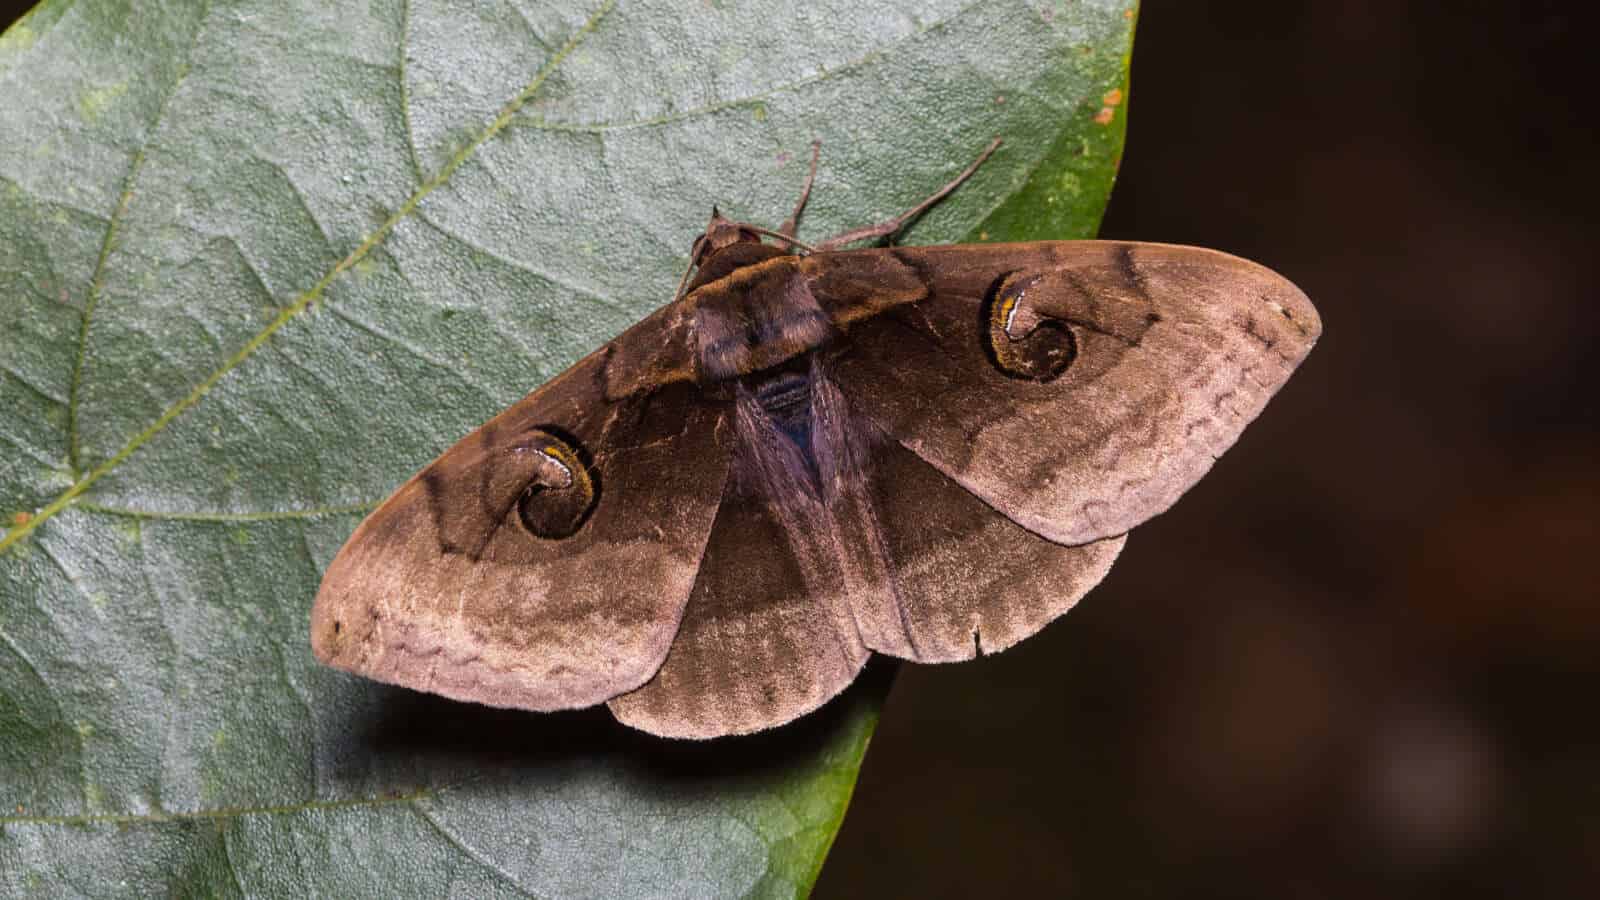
814 137 1003 251
673 223 716 303
779 140 822 238
672 241 702 303
740 224 816 254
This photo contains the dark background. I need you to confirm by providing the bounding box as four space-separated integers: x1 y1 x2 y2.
4 2 1592 897
823 3 1599 897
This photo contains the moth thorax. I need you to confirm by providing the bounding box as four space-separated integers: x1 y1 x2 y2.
693 256 837 381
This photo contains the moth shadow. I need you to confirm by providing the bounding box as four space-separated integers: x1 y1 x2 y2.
357 657 898 784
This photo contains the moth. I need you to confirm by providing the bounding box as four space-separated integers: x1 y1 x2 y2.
311 140 1320 739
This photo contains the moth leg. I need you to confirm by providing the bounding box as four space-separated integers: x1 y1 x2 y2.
813 137 1000 250
778 139 822 238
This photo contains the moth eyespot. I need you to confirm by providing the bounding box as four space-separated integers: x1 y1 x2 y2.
984 273 1077 382
516 430 598 540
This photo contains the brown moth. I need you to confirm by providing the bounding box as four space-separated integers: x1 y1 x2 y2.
311 140 1320 739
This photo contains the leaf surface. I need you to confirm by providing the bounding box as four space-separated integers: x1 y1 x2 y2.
0 0 1133 895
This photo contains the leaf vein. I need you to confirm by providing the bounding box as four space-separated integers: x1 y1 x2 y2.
0 441 63 479
517 0 984 135
416 210 628 316
131 514 184 807
0 171 112 232
0 624 89 799
66 0 212 479
411 803 542 899
324 302 495 401
397 0 425 186
74 500 378 523
261 156 337 264
219 823 248 898
0 360 67 410
0 786 435 828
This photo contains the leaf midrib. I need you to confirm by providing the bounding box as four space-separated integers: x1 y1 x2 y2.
0 0 618 554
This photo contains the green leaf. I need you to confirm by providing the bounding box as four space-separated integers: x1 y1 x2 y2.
0 0 1132 895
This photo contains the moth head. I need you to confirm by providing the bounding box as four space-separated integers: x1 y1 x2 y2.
674 209 773 303
697 207 764 258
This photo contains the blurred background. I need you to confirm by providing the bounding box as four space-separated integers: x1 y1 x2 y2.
3 2 1590 897
820 3 1599 897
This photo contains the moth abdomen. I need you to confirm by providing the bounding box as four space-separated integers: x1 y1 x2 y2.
752 370 813 433
748 361 822 472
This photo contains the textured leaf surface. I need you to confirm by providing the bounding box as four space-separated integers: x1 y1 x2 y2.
0 0 1132 895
